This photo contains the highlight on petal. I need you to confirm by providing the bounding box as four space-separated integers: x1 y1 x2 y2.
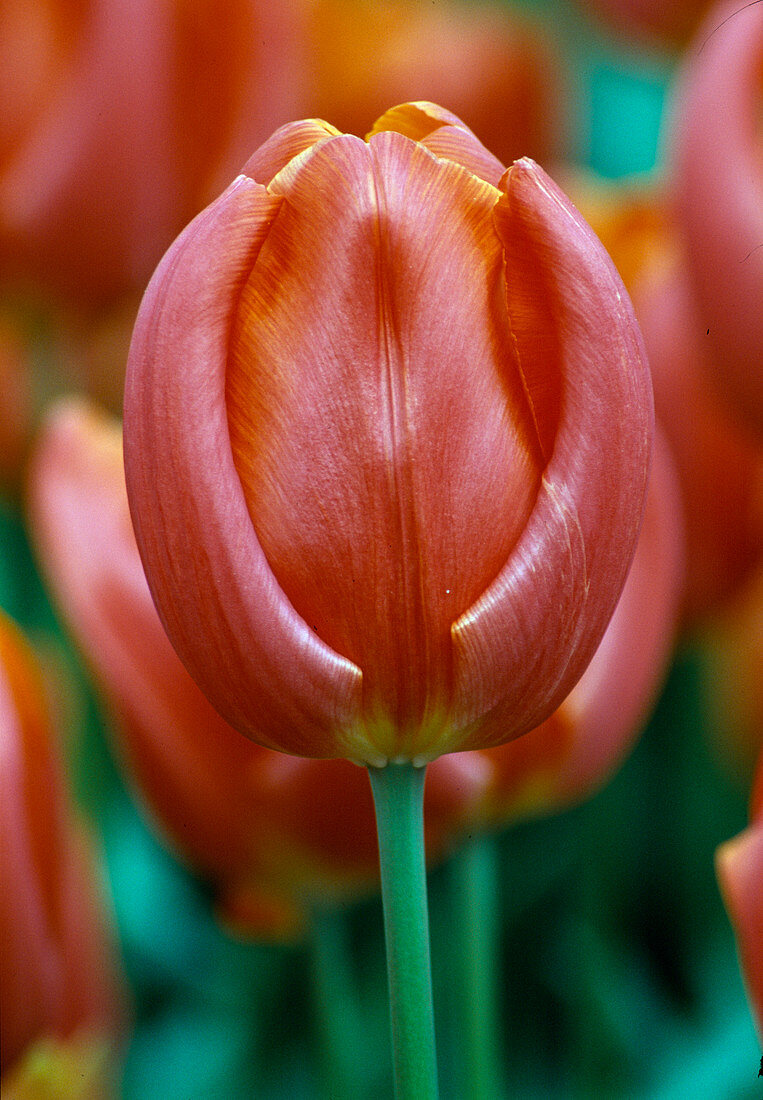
241 118 341 186
369 101 505 184
451 158 653 753
671 0 763 437
466 427 683 823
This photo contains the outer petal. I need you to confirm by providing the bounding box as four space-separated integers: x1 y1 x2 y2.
716 758 763 1039
671 0 763 437
123 175 363 759
474 427 683 820
452 159 653 752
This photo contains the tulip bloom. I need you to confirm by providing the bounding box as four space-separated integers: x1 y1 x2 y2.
716 757 763 1038
125 103 652 766
29 399 490 934
0 610 124 1093
671 0 763 437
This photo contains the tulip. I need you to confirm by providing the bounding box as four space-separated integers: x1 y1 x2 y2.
28 398 490 935
124 102 653 767
0 0 304 309
671 0 763 438
0 610 124 1094
716 756 763 1038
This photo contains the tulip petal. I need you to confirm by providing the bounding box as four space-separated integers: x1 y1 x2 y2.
369 101 505 184
452 158 653 751
124 175 364 758
227 131 544 759
241 118 341 186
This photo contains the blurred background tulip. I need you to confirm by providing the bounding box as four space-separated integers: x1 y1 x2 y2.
0 610 125 1095
578 0 713 48
0 0 305 312
570 174 763 626
670 0 763 439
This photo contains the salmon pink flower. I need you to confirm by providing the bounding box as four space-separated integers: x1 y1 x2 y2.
671 0 763 437
716 756 763 1037
0 610 124 1094
124 103 653 766
28 399 489 935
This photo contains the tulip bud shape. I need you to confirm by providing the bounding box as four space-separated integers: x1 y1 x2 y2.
125 103 653 765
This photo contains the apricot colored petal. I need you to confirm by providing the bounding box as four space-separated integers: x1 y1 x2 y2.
452 158 653 750
716 811 763 1036
368 100 473 141
369 100 504 184
124 177 363 758
241 118 341 186
228 131 542 759
672 0 763 436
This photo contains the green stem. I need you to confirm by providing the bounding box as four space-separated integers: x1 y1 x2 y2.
310 906 366 1100
450 832 504 1100
367 762 439 1100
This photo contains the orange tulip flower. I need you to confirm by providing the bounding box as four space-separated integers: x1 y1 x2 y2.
716 756 763 1038
124 103 653 765
28 399 490 936
671 0 763 438
0 610 124 1094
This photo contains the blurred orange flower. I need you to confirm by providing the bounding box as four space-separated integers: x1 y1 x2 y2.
0 610 125 1094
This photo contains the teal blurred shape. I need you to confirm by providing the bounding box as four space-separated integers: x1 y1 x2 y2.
588 61 668 176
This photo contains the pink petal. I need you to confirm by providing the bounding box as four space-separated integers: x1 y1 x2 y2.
124 175 363 758
452 158 653 750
